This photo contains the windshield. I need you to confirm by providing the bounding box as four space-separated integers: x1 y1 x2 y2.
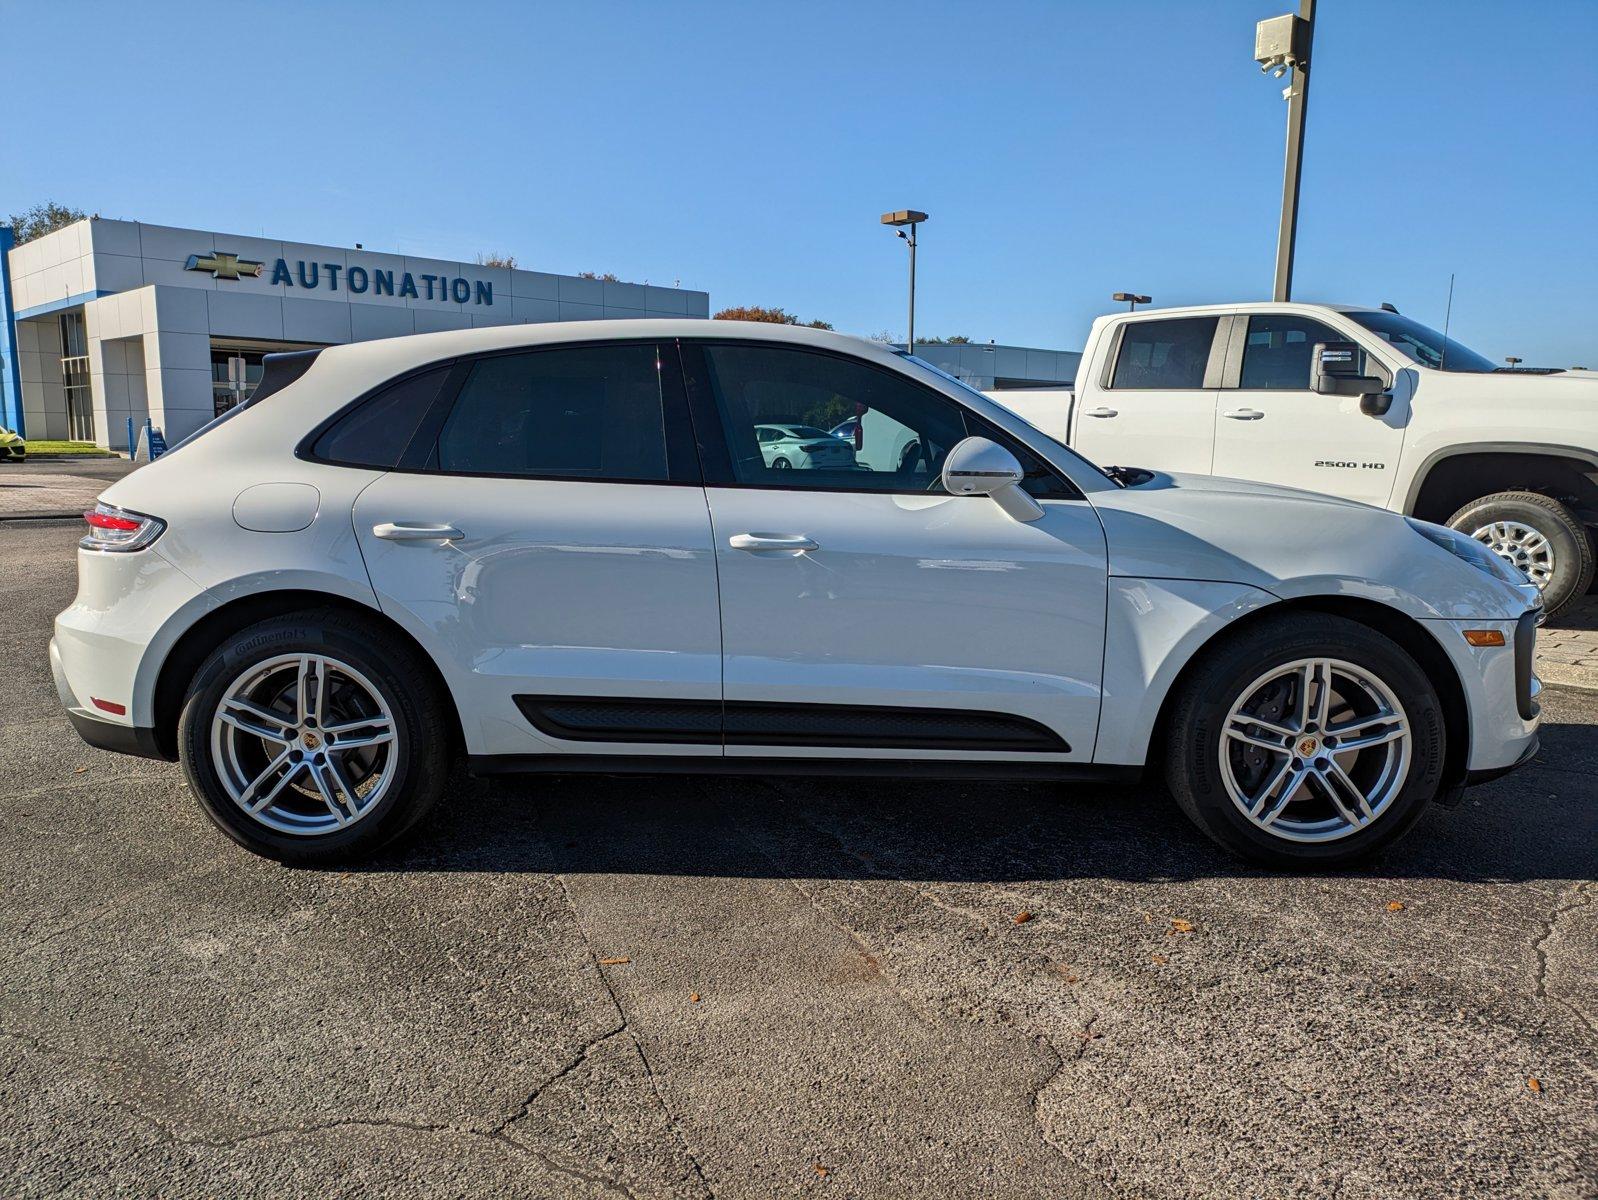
1346 311 1498 373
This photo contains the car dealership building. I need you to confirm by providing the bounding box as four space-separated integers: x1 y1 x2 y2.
0 217 1078 450
0 218 712 449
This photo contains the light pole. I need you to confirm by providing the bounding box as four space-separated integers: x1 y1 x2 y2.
881 210 928 352
1504 356 1523 370
1113 292 1152 312
1255 0 1316 301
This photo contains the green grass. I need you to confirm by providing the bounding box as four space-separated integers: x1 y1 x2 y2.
19 440 118 458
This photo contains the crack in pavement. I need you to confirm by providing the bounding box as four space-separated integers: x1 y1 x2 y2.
3 1026 637 1196
549 872 716 1199
1531 881 1596 1039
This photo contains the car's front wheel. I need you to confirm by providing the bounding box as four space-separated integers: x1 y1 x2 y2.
1165 613 1445 868
178 610 450 864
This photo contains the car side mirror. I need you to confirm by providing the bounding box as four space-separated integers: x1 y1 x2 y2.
1312 341 1391 410
942 437 1045 523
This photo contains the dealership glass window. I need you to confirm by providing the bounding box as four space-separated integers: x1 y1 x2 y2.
699 344 1075 497
1238 315 1349 390
58 312 94 442
312 366 451 469
434 344 669 480
1108 317 1218 389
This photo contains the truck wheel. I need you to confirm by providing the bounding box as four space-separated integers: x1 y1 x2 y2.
1446 491 1594 619
1165 613 1444 869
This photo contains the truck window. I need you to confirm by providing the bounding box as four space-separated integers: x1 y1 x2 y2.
1238 315 1346 390
1109 318 1217 390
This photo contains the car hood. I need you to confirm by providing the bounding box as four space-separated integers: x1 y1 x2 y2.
1087 469 1531 620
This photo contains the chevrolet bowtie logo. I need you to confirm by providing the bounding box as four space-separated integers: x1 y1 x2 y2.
184 251 263 281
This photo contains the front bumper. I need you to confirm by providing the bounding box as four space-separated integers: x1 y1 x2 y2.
1425 610 1543 776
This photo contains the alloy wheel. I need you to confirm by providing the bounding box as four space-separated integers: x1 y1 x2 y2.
210 653 398 836
1219 657 1412 844
1468 519 1554 589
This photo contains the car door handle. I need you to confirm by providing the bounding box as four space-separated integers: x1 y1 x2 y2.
728 532 819 554
1222 408 1265 420
1084 406 1118 418
372 522 463 541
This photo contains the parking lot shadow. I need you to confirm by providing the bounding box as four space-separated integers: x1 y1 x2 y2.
360 717 1598 886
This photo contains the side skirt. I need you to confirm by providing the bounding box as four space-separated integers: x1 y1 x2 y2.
467 753 1141 784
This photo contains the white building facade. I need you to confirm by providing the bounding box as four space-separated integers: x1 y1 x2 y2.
0 218 710 449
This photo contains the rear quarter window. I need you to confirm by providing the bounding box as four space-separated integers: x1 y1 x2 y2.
310 366 451 469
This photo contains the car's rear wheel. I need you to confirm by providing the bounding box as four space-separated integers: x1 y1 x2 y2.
1446 490 1593 619
178 610 450 864
1165 613 1445 868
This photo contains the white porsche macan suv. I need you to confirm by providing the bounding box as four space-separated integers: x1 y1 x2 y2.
52 321 1543 867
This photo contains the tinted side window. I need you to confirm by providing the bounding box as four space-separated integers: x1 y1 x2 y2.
312 366 449 468
1109 317 1218 389
698 344 1078 499
702 345 969 493
1239 315 1346 390
434 344 668 480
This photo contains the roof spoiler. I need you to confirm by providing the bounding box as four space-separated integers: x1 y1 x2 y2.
249 348 323 405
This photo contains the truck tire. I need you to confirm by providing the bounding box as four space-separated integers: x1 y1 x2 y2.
1445 491 1594 619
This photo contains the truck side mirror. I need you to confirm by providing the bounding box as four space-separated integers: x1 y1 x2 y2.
1312 341 1391 410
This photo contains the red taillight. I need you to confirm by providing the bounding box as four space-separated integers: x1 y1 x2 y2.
80 502 165 552
83 509 142 532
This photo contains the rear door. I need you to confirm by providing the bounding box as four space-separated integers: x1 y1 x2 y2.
1070 315 1226 474
1210 312 1409 505
348 340 724 759
684 340 1108 763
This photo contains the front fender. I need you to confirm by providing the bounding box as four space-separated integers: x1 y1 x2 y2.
1094 578 1278 765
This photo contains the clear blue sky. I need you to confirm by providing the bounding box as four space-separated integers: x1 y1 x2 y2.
4 0 1594 363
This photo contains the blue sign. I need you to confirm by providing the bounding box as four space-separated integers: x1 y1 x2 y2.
187 250 495 306
268 259 493 306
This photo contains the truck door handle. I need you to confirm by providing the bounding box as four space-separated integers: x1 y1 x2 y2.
372 522 463 541
1085 406 1118 418
1222 408 1265 420
728 532 819 554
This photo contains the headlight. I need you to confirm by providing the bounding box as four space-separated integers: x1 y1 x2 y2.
1406 517 1526 585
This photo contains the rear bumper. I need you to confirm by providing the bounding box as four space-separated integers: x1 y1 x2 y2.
66 709 171 760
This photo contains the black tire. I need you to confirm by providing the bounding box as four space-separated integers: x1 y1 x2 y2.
1445 490 1594 619
1164 613 1446 869
178 609 451 864
772 457 792 469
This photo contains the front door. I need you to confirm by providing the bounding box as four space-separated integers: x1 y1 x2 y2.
352 340 723 759
1210 313 1409 506
1070 314 1224 475
685 341 1108 762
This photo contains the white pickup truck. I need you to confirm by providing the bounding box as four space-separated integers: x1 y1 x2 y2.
987 302 1598 616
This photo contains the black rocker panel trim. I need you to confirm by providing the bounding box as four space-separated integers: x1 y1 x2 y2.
470 755 1130 783
514 695 1070 753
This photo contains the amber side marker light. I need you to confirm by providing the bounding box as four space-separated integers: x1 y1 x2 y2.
1462 630 1507 647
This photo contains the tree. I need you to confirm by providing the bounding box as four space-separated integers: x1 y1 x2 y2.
577 270 620 282
920 334 973 345
475 252 517 269
8 201 86 244
712 305 832 330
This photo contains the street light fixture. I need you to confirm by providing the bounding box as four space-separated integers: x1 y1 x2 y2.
1113 292 1152 312
1255 0 1316 301
1504 356 1523 369
881 209 928 351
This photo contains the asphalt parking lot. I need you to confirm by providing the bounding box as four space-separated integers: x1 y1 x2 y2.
2 519 1594 1199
